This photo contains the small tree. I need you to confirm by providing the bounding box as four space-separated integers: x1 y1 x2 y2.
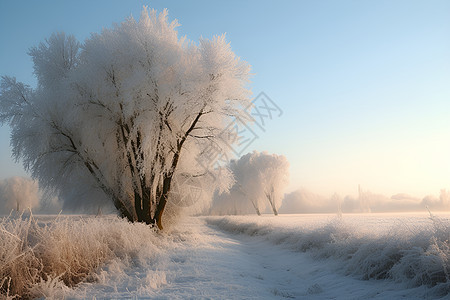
0 8 251 229
216 151 289 215
0 177 40 214
253 152 289 215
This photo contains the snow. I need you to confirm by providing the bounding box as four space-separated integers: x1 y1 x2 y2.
73 213 449 299
2 213 449 299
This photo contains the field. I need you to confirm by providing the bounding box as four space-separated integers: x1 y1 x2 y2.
1 212 449 299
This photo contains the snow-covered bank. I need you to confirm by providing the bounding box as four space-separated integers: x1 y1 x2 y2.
73 215 448 299
206 213 450 298
2 213 449 299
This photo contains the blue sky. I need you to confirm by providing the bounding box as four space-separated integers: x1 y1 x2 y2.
1 0 449 198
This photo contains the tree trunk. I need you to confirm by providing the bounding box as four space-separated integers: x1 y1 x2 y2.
134 190 153 224
266 190 278 216
250 198 261 216
255 206 261 216
112 195 135 222
271 205 278 216
153 175 172 230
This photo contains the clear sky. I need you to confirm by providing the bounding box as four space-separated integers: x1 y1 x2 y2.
1 0 449 198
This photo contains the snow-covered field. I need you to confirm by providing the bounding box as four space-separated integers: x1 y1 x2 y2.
1 213 449 299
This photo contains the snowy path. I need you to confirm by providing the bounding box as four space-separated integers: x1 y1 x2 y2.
77 217 431 299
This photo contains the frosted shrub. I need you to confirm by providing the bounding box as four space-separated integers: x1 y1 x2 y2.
390 214 450 291
0 214 163 299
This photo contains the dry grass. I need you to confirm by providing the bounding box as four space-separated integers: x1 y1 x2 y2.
0 213 161 299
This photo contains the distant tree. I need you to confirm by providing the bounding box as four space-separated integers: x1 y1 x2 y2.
0 177 40 214
257 153 289 215
229 155 264 215
439 189 450 209
358 185 372 213
0 8 251 229
421 189 450 211
332 193 342 217
279 189 330 214
222 151 289 215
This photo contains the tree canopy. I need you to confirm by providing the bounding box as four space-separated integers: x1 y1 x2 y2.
211 151 289 215
0 7 251 228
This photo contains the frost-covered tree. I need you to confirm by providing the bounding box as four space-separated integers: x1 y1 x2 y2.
229 153 266 215
211 151 289 215
0 8 251 229
0 177 40 214
240 151 289 215
358 185 372 213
